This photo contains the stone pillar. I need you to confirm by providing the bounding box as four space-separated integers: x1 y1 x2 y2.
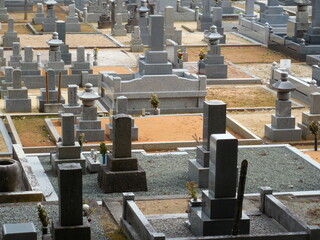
116 96 128 114
68 85 79 106
12 69 21 89
62 113 75 146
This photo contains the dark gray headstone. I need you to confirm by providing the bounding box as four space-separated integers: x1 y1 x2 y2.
112 114 132 158
12 69 22 89
149 15 164 51
56 20 66 44
47 69 56 90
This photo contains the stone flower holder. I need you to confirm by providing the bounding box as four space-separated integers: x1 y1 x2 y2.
0 159 23 192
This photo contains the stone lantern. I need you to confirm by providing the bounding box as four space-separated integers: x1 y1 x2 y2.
272 72 295 100
78 83 100 107
46 32 63 52
138 0 149 17
45 32 67 74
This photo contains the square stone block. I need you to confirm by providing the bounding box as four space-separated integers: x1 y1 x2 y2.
265 124 302 141
51 153 86 174
107 153 138 171
3 222 37 240
188 159 209 188
196 145 210 167
52 220 90 240
271 114 296 129
56 142 81 159
275 100 291 117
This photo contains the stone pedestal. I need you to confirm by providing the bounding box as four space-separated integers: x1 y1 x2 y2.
70 47 92 74
8 42 22 69
20 46 41 75
98 14 112 29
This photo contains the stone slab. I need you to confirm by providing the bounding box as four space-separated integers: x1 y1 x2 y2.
51 154 86 174
265 124 302 141
52 220 90 240
107 153 138 171
3 222 37 240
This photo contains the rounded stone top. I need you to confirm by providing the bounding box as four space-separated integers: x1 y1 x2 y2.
45 0 57 5
272 72 296 92
77 83 100 106
46 32 64 47
205 25 223 44
139 0 149 13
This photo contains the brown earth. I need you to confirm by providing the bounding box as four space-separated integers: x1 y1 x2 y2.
0 132 8 152
302 150 320 163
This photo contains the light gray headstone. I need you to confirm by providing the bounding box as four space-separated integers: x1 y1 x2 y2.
68 84 78 106
77 47 85 62
37 3 44 13
69 3 76 17
47 69 56 90
202 0 211 17
4 66 13 82
212 7 222 28
115 13 122 25
7 18 14 32
164 6 174 30
116 96 128 114
56 20 66 44
12 42 20 56
245 0 254 16
311 0 320 27
149 15 164 51
133 26 141 39
310 92 320 114
62 113 75 146
12 69 22 89
24 46 33 62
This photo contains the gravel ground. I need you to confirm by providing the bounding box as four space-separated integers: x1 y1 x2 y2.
39 145 320 201
148 215 286 238
0 203 107 240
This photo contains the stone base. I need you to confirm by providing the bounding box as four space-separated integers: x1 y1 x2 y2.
63 104 82 115
66 23 81 32
5 98 31 113
98 165 147 193
188 159 208 188
44 103 64 113
189 206 250 236
38 97 66 113
105 122 138 141
52 220 90 240
107 154 138 171
2 35 19 47
200 64 228 79
75 127 105 142
112 27 127 36
197 19 214 32
85 155 100 173
131 44 144 52
265 124 302 141
51 153 86 174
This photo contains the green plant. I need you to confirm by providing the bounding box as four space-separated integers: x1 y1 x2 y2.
186 181 198 200
150 94 160 109
93 47 99 62
37 203 50 227
99 142 108 155
78 133 85 147
199 50 205 60
308 121 320 151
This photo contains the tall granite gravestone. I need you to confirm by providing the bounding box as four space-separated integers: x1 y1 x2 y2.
51 163 90 239
106 96 139 140
298 92 320 139
258 0 289 27
33 3 45 25
265 72 302 141
51 114 86 173
62 84 82 114
0 66 13 98
20 46 41 75
0 0 8 22
197 0 213 31
189 132 250 236
130 26 144 52
56 20 72 65
2 19 20 47
138 15 173 75
38 69 65 112
42 0 58 32
125 3 138 33
164 6 182 44
98 114 147 193
188 100 226 187
5 69 31 112
45 32 67 75
303 0 320 44
66 2 81 32
112 13 127 36
138 0 150 45
8 42 22 69
70 47 92 74
76 83 105 141
244 0 256 19
198 26 227 78
286 0 310 41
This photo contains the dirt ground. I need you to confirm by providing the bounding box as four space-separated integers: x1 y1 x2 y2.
0 132 8 152
302 150 320 163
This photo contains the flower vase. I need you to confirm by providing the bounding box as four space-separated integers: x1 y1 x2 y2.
198 59 205 74
178 58 183 68
102 154 106 165
154 108 160 115
42 226 49 235
93 61 98 66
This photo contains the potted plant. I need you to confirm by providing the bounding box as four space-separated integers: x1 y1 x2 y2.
150 93 160 115
99 142 108 165
93 47 99 66
198 50 206 74
186 181 201 215
37 203 50 234
308 121 320 151
177 49 184 68
78 133 85 152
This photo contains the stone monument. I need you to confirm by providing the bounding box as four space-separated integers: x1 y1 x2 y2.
75 83 105 141
32 3 45 25
302 0 320 44
51 163 90 239
56 20 72 65
115 0 129 21
51 114 86 173
138 0 150 45
8 42 22 69
5 69 31 113
2 19 20 48
20 46 41 76
125 3 138 33
0 47 6 66
42 0 58 32
188 132 250 236
164 6 182 44
70 47 92 74
258 0 289 27
112 13 127 36
0 0 8 22
98 114 147 193
197 0 213 31
0 66 13 98
98 3 112 29
66 2 81 32
62 84 82 115
265 72 302 141
198 25 227 78
130 26 144 52
188 100 226 188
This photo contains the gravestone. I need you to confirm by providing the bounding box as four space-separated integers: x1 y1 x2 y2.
130 26 144 52
138 15 173 75
298 92 320 139
258 0 289 27
164 6 182 44
2 18 20 47
98 3 112 29
197 0 213 31
0 66 13 98
32 3 45 25
112 13 127 36
125 3 138 33
70 47 92 74
75 0 84 11
63 84 82 114
244 0 256 19
199 26 227 78
38 69 65 112
0 47 6 66
56 20 72 65
45 32 67 75
5 69 32 112
115 0 129 21
211 7 225 43
303 0 320 44
106 96 139 140
75 83 105 141
217 0 234 14
51 114 86 173
98 114 147 193
0 0 8 22
8 42 22 69
189 132 250 236
20 46 41 75
188 100 226 187
51 163 90 239
138 0 150 45
42 0 58 32
87 0 106 22
66 3 81 32
265 72 302 141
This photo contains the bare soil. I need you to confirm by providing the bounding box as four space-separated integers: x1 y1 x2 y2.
136 199 189 215
0 132 8 152
302 150 320 163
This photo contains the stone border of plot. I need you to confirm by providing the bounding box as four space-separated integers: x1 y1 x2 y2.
0 118 13 156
